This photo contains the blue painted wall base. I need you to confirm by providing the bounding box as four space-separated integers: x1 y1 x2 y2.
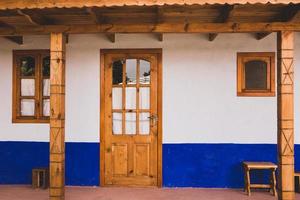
0 142 299 188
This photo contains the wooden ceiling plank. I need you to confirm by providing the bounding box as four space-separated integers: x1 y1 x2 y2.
0 0 296 10
208 4 235 41
280 4 300 22
256 4 299 40
4 36 23 44
0 22 300 35
17 9 49 25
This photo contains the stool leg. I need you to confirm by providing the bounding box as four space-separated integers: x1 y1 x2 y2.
41 171 44 189
246 169 251 196
37 172 40 188
296 176 300 193
243 167 247 192
271 170 277 197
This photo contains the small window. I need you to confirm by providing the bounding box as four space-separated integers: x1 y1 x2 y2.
237 52 275 97
13 50 50 123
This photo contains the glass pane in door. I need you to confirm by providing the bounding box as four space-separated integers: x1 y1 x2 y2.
140 60 150 84
139 113 150 135
125 113 136 135
126 59 137 84
113 113 122 135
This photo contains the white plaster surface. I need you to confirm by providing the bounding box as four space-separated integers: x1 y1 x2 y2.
0 33 299 144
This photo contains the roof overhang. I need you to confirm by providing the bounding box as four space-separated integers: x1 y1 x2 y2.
0 0 299 10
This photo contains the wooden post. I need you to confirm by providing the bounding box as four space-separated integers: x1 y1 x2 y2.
50 33 66 200
277 31 295 200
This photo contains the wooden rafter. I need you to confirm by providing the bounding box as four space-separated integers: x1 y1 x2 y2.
86 8 115 43
4 36 23 44
0 20 23 44
17 9 49 25
280 4 300 22
1 22 300 36
208 4 235 41
86 7 101 24
256 4 300 40
155 6 164 41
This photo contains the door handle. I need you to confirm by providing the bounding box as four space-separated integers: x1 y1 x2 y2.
148 114 158 126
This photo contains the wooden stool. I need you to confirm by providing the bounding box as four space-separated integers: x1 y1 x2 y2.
295 172 300 193
243 162 277 196
32 168 49 189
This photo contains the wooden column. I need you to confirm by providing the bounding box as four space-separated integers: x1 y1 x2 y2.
277 31 295 200
50 33 66 200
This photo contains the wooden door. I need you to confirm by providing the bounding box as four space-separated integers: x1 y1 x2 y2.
101 49 161 187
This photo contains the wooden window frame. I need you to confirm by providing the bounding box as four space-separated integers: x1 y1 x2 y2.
12 49 50 123
237 52 275 97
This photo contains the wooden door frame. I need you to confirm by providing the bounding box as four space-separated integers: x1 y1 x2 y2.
100 48 163 187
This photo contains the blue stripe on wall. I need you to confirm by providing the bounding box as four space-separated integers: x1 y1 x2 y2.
0 142 299 188
0 142 99 186
163 144 300 188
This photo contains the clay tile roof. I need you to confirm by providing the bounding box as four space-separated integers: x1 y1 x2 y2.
0 0 299 10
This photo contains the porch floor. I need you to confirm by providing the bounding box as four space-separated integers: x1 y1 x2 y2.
1 185 300 200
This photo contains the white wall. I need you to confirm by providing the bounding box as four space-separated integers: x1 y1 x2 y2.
0 33 299 144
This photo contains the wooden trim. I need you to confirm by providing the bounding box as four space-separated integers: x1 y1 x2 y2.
1 23 300 36
100 50 105 186
157 49 163 187
0 0 296 10
12 49 50 123
100 48 163 187
237 52 275 97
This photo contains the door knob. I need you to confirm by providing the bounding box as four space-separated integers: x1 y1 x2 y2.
148 114 158 126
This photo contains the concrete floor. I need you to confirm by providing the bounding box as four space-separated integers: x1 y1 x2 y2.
0 185 300 200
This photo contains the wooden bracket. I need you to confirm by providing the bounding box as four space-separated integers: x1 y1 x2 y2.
4 36 23 44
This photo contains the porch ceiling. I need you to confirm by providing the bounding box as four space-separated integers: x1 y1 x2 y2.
0 0 298 10
0 3 299 37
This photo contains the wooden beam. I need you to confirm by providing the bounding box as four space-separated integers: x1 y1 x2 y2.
50 32 66 200
17 9 49 25
255 32 271 40
277 31 295 200
208 4 235 41
4 36 23 44
106 33 115 43
0 22 300 35
256 5 299 40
